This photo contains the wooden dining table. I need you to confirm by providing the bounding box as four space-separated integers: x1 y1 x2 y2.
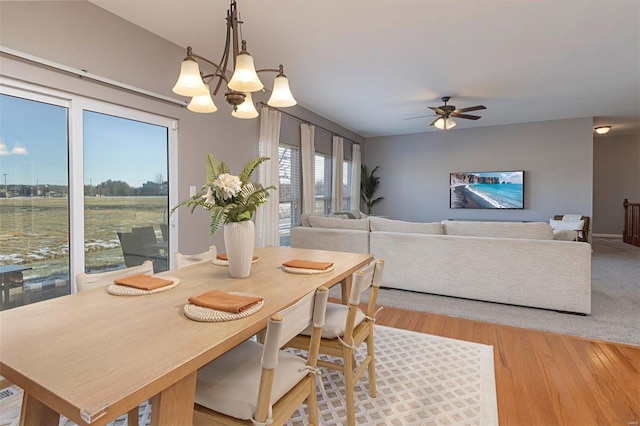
0 246 372 426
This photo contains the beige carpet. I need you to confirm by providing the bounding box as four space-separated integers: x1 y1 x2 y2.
0 326 497 426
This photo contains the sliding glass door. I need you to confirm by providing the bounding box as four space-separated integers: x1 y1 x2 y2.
0 80 177 310
0 91 71 309
83 110 170 273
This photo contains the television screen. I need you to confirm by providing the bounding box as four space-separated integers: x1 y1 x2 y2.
450 171 524 209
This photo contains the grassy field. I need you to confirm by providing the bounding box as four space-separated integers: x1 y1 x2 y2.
0 196 167 283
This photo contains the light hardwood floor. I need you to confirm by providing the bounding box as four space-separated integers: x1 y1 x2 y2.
370 301 640 425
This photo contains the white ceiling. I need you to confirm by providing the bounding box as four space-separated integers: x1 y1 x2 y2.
89 0 640 138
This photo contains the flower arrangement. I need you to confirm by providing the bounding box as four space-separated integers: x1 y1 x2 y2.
171 154 275 236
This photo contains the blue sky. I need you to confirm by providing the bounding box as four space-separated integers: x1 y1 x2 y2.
0 94 167 187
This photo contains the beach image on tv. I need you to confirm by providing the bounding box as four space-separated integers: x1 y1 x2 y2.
450 171 524 209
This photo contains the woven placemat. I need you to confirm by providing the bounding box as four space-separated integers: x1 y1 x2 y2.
282 265 335 275
108 277 180 296
183 292 264 322
211 256 260 267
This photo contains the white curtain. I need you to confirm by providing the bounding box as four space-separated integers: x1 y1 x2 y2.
255 106 281 247
331 136 344 213
350 143 361 212
301 123 316 214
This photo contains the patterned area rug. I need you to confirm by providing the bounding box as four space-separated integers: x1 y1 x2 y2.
0 326 497 426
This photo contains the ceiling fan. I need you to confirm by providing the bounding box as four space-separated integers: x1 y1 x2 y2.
405 96 487 130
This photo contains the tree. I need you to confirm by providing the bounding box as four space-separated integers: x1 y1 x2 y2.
361 164 384 214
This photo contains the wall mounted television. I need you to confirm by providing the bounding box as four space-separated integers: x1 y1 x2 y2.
450 170 524 209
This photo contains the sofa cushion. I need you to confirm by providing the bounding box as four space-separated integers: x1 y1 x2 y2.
307 215 370 230
441 220 553 240
369 216 443 234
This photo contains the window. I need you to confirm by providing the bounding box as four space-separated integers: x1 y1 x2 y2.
0 80 177 310
343 159 352 211
314 154 332 214
278 144 300 246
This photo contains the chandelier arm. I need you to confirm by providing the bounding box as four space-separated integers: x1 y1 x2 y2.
256 64 286 76
188 52 229 84
212 6 234 96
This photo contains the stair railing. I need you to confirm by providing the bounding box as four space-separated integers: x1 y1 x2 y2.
623 199 640 247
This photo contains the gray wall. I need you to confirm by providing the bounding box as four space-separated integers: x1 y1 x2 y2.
593 133 640 234
0 0 362 254
363 118 594 224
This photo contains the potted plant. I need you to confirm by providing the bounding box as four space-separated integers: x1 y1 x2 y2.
171 154 275 277
361 164 384 214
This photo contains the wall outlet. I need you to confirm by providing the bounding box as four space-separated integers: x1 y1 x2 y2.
189 186 197 197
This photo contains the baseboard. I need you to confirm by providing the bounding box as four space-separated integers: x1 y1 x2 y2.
593 233 622 238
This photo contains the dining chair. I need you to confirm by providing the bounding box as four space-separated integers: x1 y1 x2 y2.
175 245 217 268
75 260 154 293
286 258 385 426
74 260 154 425
193 286 329 426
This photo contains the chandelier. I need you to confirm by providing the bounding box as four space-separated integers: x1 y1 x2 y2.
171 0 296 119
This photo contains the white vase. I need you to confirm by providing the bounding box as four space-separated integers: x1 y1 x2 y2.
223 221 255 278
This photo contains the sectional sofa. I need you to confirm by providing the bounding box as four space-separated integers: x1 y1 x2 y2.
291 214 592 314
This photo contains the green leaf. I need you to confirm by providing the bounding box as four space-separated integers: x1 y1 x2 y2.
209 206 226 235
236 210 252 221
239 156 270 184
205 154 230 183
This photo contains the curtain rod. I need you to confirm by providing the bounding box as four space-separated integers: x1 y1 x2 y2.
1 46 188 107
257 102 360 145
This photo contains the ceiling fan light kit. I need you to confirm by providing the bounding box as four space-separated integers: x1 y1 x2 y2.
433 116 456 130
594 126 612 135
405 96 486 130
172 0 296 118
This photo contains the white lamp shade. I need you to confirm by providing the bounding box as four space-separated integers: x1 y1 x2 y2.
434 117 456 130
228 53 264 92
0 142 9 156
594 126 611 134
267 75 297 107
187 85 217 113
231 92 259 119
172 59 209 97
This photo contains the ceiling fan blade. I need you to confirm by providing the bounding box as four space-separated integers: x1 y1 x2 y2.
404 115 431 120
454 105 486 113
428 106 446 115
451 113 481 120
429 117 440 127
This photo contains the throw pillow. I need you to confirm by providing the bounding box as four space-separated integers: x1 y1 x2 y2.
331 211 357 219
549 219 584 231
300 213 312 227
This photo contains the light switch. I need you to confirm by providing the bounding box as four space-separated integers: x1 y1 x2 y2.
189 186 197 197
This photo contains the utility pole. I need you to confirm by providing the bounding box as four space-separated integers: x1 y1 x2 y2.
35 179 39 197
2 173 7 198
